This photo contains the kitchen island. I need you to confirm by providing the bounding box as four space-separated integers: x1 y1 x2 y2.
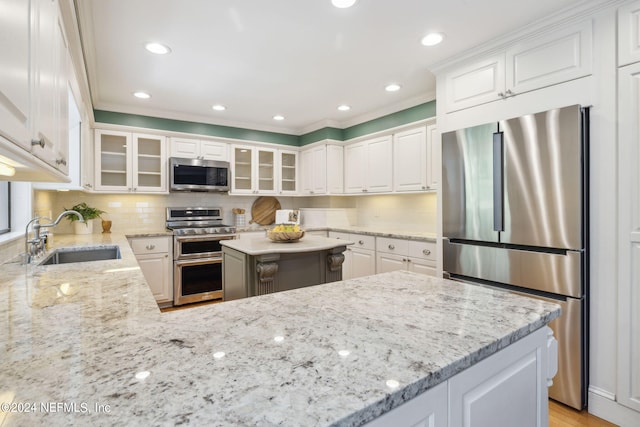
221 235 352 300
0 233 560 426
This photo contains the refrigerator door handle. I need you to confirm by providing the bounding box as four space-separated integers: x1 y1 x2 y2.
493 131 504 232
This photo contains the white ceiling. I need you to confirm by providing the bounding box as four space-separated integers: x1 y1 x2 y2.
76 0 586 135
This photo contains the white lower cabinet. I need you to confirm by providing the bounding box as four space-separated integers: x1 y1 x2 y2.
376 237 436 277
365 326 555 427
129 236 173 306
365 381 448 427
329 232 376 279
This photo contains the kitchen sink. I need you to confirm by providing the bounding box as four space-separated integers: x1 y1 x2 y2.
39 246 121 265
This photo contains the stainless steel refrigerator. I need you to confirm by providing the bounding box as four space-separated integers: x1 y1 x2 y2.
442 104 589 410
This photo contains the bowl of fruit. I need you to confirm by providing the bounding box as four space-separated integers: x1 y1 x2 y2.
267 224 305 242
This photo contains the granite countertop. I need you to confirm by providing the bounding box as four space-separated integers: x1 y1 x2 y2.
0 233 560 426
234 226 437 242
221 235 353 256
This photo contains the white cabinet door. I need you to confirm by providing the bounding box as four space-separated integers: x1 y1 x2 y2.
133 133 167 192
130 236 172 306
256 147 276 194
136 254 172 305
366 136 393 193
619 1 640 67
426 124 440 191
301 145 327 195
506 20 592 95
407 258 436 277
394 126 427 192
200 140 228 160
0 0 31 149
326 144 344 194
376 253 406 274
279 150 298 195
364 381 448 427
350 247 375 278
617 61 640 413
449 327 550 427
445 53 506 113
95 129 132 191
344 142 366 193
170 137 199 158
32 0 60 167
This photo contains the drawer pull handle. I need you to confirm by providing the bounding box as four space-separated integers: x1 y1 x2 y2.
388 244 395 250
423 249 431 256
146 244 155 250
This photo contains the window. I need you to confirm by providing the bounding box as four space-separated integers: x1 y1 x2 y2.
0 182 10 234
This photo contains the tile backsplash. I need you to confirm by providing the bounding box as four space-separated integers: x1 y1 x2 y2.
32 191 437 235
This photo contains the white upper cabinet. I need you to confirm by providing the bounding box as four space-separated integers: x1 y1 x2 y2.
301 145 326 195
444 20 592 113
94 130 167 193
0 0 70 179
32 0 70 172
0 0 31 150
445 54 506 113
231 145 277 195
426 124 440 191
278 149 298 195
393 126 428 192
345 136 393 194
300 144 343 195
169 137 229 161
619 0 640 67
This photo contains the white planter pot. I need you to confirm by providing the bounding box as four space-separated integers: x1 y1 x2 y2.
73 219 93 235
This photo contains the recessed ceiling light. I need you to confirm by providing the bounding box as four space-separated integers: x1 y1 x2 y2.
332 0 357 8
133 91 151 99
145 42 171 55
212 104 226 111
337 105 351 111
385 83 401 92
273 115 285 121
421 32 444 47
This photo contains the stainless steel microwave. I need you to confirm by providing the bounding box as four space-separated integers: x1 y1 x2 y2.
169 157 230 192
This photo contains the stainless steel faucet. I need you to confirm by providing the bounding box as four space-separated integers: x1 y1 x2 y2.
24 210 85 263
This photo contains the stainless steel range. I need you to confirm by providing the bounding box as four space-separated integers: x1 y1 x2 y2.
166 207 236 305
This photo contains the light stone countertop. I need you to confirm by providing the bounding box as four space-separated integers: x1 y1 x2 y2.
0 233 560 426
221 235 353 255
235 226 437 242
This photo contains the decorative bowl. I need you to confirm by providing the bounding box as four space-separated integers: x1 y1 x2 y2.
266 229 305 242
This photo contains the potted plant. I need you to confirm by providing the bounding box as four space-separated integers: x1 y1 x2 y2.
64 202 106 235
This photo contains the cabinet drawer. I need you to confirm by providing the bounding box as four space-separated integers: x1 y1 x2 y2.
408 240 436 261
130 236 170 254
329 231 350 241
376 237 409 255
351 234 375 251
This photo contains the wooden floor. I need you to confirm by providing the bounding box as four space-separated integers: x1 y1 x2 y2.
550 400 618 427
161 303 617 426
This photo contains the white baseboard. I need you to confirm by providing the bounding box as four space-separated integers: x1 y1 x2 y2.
589 388 640 427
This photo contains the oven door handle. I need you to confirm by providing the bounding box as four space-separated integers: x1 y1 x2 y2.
175 257 222 267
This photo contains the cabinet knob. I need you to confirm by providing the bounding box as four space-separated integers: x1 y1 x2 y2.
358 240 364 245
423 249 431 256
31 138 45 148
388 244 395 250
498 92 505 98
146 244 155 250
505 89 514 97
